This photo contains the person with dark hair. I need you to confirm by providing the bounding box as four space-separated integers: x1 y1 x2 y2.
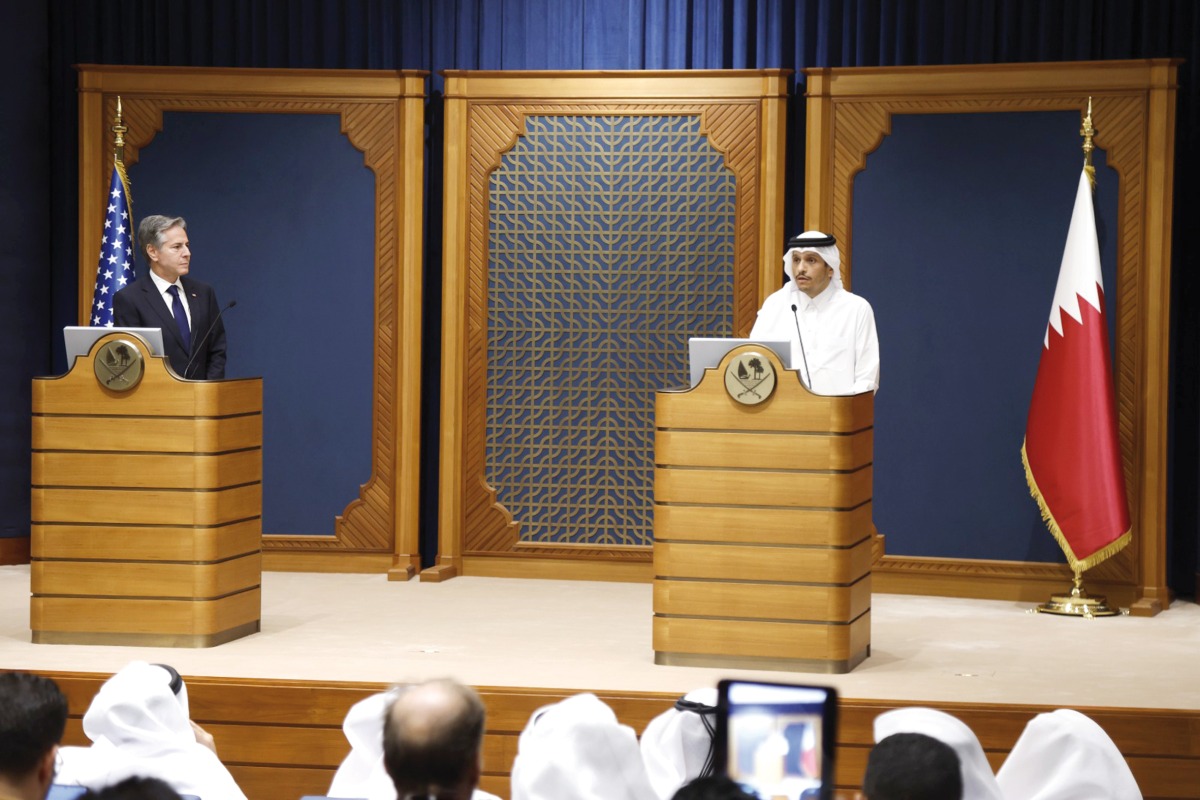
749 231 880 395
863 732 963 800
669 775 758 800
0 672 69 800
382 679 489 800
113 214 227 380
872 707 999 800
78 777 182 800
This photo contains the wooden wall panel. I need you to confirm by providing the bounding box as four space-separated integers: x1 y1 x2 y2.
435 70 790 581
804 59 1179 613
76 66 427 579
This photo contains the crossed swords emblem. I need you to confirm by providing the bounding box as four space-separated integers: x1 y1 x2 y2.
98 343 136 387
731 354 768 399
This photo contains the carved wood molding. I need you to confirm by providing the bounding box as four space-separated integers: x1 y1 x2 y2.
77 67 426 566
805 60 1179 606
439 72 790 570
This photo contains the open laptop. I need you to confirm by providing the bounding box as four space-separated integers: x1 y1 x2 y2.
64 326 165 363
688 337 792 387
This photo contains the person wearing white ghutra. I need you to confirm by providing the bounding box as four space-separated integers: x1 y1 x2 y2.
54 661 246 800
996 709 1142 800
749 231 879 396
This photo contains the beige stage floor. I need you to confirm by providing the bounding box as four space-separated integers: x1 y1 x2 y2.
2 565 1198 710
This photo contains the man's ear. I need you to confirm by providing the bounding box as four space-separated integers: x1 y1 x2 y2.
469 749 483 788
36 745 57 787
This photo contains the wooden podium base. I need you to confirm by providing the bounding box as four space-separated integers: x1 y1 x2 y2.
31 332 263 648
652 345 875 673
31 619 261 648
654 643 871 675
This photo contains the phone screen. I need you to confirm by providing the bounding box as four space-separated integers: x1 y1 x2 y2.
715 680 838 800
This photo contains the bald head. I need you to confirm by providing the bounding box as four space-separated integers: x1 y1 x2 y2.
383 679 485 799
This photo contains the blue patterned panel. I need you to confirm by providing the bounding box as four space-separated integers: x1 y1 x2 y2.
487 114 735 547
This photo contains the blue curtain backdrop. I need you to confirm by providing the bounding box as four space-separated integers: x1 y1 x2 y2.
17 0 1196 586
0 1 50 548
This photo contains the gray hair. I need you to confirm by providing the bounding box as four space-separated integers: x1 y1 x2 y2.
137 215 188 258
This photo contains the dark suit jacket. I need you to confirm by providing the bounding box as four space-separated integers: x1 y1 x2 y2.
112 275 227 379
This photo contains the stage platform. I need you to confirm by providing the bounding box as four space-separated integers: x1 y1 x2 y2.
3 566 1198 798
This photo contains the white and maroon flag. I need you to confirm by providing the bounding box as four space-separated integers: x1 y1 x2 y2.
1022 169 1131 571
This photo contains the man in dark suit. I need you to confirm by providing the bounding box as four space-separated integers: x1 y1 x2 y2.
113 215 227 379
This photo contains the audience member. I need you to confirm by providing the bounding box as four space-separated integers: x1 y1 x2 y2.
996 709 1142 800
0 672 69 800
381 679 499 800
54 662 246 800
640 689 718 800
329 689 402 800
78 777 182 800
873 708 1002 800
669 775 757 800
510 693 658 800
862 732 962 800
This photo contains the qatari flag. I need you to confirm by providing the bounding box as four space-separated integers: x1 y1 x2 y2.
1022 169 1131 572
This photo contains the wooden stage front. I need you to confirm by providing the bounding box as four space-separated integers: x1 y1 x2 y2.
2 566 1197 799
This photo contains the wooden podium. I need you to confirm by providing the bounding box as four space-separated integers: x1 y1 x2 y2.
31 331 262 647
653 344 873 673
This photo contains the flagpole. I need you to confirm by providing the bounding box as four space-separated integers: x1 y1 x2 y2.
89 97 136 327
1081 96 1096 190
1031 97 1124 618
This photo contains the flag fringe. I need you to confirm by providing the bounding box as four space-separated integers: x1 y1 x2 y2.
115 158 132 208
1020 439 1131 573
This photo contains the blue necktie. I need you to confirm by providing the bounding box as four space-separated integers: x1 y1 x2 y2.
166 285 191 353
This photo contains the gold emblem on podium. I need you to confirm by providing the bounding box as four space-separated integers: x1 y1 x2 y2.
724 350 775 405
93 338 145 391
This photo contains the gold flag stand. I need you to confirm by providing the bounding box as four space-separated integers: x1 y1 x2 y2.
1030 97 1126 620
1033 570 1123 618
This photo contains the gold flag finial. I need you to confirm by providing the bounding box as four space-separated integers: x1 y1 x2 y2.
112 95 128 166
111 96 131 204
1080 97 1096 190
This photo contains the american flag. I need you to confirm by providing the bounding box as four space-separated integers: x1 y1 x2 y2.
90 165 135 326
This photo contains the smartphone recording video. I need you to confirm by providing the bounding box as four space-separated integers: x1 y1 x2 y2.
715 680 838 800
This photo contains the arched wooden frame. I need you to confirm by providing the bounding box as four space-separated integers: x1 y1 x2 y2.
804 59 1179 614
77 66 427 578
432 70 790 581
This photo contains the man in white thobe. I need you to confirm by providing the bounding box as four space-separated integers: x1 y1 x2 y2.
749 231 880 395
54 662 246 800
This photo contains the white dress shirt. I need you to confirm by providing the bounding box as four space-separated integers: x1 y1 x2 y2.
149 269 192 330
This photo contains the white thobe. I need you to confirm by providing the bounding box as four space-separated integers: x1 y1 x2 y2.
749 281 879 395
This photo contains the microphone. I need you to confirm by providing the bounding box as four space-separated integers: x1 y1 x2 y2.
790 303 813 389
183 299 236 379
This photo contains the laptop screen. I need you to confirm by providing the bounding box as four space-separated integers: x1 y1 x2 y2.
688 338 792 387
63 326 165 363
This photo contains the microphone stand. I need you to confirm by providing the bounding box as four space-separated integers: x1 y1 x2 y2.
183 299 236 379
790 303 813 389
